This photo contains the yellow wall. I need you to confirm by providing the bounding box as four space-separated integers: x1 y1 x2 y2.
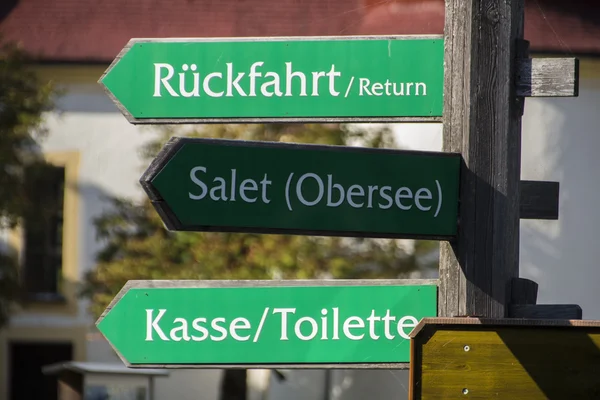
9 151 81 316
2 151 84 400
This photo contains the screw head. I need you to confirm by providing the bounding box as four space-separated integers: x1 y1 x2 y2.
464 345 470 352
462 388 469 395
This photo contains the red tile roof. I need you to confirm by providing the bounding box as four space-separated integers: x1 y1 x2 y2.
1 0 599 63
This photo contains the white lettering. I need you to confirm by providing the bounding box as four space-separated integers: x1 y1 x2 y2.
170 317 190 341
395 187 413 210
230 169 237 201
397 316 418 340
285 62 307 97
210 318 228 341
261 72 283 97
260 174 272 203
179 64 200 97
321 309 328 340
332 307 340 340
248 62 264 96
294 317 318 341
347 184 365 208
230 317 251 341
273 308 296 340
209 177 228 201
371 82 384 96
326 65 341 96
296 173 324 206
379 186 393 209
367 310 381 340
239 179 258 203
327 175 344 207
367 185 378 208
359 78 371 96
311 71 326 96
383 310 396 340
189 166 208 200
415 188 433 211
145 309 169 341
153 63 179 97
226 63 247 97
343 316 365 340
191 318 209 341
203 72 224 97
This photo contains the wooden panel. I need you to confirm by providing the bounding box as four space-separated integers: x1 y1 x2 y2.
439 0 524 318
520 180 560 220
516 58 579 97
410 318 600 399
509 304 583 319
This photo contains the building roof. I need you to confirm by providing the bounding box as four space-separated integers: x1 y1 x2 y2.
41 361 170 377
1 0 599 63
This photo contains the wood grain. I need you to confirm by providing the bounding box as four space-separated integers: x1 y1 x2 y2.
516 58 579 97
410 318 600 399
439 0 524 318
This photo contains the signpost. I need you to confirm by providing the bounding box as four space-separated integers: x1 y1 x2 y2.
98 0 582 395
96 280 437 367
99 36 444 123
409 318 600 399
141 137 461 239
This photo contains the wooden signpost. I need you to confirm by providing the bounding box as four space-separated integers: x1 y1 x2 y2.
98 0 586 396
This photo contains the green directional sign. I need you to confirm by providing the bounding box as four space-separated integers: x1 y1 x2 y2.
141 137 461 239
97 280 437 367
100 36 444 123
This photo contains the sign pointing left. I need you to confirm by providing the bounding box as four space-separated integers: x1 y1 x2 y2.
100 36 444 124
96 280 437 367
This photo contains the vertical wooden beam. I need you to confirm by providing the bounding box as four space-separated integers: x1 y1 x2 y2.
439 0 525 318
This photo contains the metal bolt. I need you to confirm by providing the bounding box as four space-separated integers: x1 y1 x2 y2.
462 388 469 395
464 345 470 352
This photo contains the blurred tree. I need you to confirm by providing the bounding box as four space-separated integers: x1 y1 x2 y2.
81 123 438 399
0 38 54 327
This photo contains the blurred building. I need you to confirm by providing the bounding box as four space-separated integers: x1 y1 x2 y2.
1 0 600 399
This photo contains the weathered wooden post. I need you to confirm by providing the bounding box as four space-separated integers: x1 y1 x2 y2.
410 0 589 398
439 0 526 318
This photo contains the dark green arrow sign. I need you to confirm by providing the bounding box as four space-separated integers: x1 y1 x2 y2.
97 280 437 367
100 36 444 123
141 137 460 239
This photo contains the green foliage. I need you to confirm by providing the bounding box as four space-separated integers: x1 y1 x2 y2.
0 38 54 328
0 39 54 228
82 123 438 319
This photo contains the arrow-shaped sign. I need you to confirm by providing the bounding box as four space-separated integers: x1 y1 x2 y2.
96 280 437 367
99 36 444 124
140 137 461 239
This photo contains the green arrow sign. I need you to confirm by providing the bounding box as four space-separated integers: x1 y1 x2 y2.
97 280 437 367
141 137 461 239
100 36 444 123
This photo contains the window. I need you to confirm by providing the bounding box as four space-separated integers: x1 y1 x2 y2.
22 162 66 299
9 341 73 400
